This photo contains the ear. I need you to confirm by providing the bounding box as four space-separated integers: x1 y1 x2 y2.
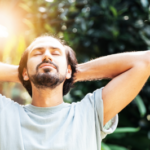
66 65 72 79
22 68 29 81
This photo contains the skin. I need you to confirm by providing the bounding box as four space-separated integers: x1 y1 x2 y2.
1 37 150 126
75 51 150 125
22 37 72 107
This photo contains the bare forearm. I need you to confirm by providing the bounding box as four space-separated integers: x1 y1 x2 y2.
0 63 20 83
75 51 150 82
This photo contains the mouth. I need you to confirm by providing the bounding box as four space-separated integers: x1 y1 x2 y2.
39 63 56 69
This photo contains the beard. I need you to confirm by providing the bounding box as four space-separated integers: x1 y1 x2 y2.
28 61 66 89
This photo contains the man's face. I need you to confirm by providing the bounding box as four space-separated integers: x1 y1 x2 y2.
23 37 71 89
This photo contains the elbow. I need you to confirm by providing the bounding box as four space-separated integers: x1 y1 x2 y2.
131 51 150 72
135 51 150 68
144 51 150 67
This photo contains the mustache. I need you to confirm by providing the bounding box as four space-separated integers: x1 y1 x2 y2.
36 60 58 72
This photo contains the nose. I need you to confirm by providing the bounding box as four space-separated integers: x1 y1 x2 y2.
42 49 52 62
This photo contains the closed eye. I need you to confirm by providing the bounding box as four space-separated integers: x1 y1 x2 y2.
52 51 60 55
33 53 41 56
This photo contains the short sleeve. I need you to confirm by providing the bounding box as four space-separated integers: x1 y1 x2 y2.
93 87 118 139
0 94 14 112
78 87 118 140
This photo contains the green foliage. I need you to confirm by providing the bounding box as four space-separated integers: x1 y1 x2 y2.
1 0 150 149
107 144 129 150
102 143 129 150
18 0 150 149
114 127 140 133
134 95 146 117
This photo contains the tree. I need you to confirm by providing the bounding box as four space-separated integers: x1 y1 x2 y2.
1 0 150 149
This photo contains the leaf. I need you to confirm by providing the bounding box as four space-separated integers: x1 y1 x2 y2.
23 19 34 29
64 92 73 103
44 24 55 33
74 90 84 97
114 127 140 133
101 0 108 9
134 95 146 117
109 6 117 17
112 29 119 38
19 3 32 12
101 143 111 150
139 31 150 46
107 133 126 139
107 144 129 150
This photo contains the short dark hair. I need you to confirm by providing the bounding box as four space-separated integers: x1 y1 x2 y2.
18 36 78 97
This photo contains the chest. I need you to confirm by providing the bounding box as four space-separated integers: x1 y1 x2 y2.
21 110 96 150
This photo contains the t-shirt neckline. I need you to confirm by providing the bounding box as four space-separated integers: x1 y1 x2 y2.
24 102 69 115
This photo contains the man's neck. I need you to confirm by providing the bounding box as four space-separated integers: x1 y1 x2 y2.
31 84 64 107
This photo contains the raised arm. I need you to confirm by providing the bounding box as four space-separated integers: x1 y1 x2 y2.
0 63 20 83
75 51 150 125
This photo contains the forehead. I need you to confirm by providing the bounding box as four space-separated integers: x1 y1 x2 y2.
28 37 65 53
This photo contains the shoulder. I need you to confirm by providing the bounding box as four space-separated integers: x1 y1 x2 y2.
0 94 23 112
77 87 104 107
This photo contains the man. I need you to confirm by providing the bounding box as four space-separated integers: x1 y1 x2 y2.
0 35 150 150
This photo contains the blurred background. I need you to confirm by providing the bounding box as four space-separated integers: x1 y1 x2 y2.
0 0 150 149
